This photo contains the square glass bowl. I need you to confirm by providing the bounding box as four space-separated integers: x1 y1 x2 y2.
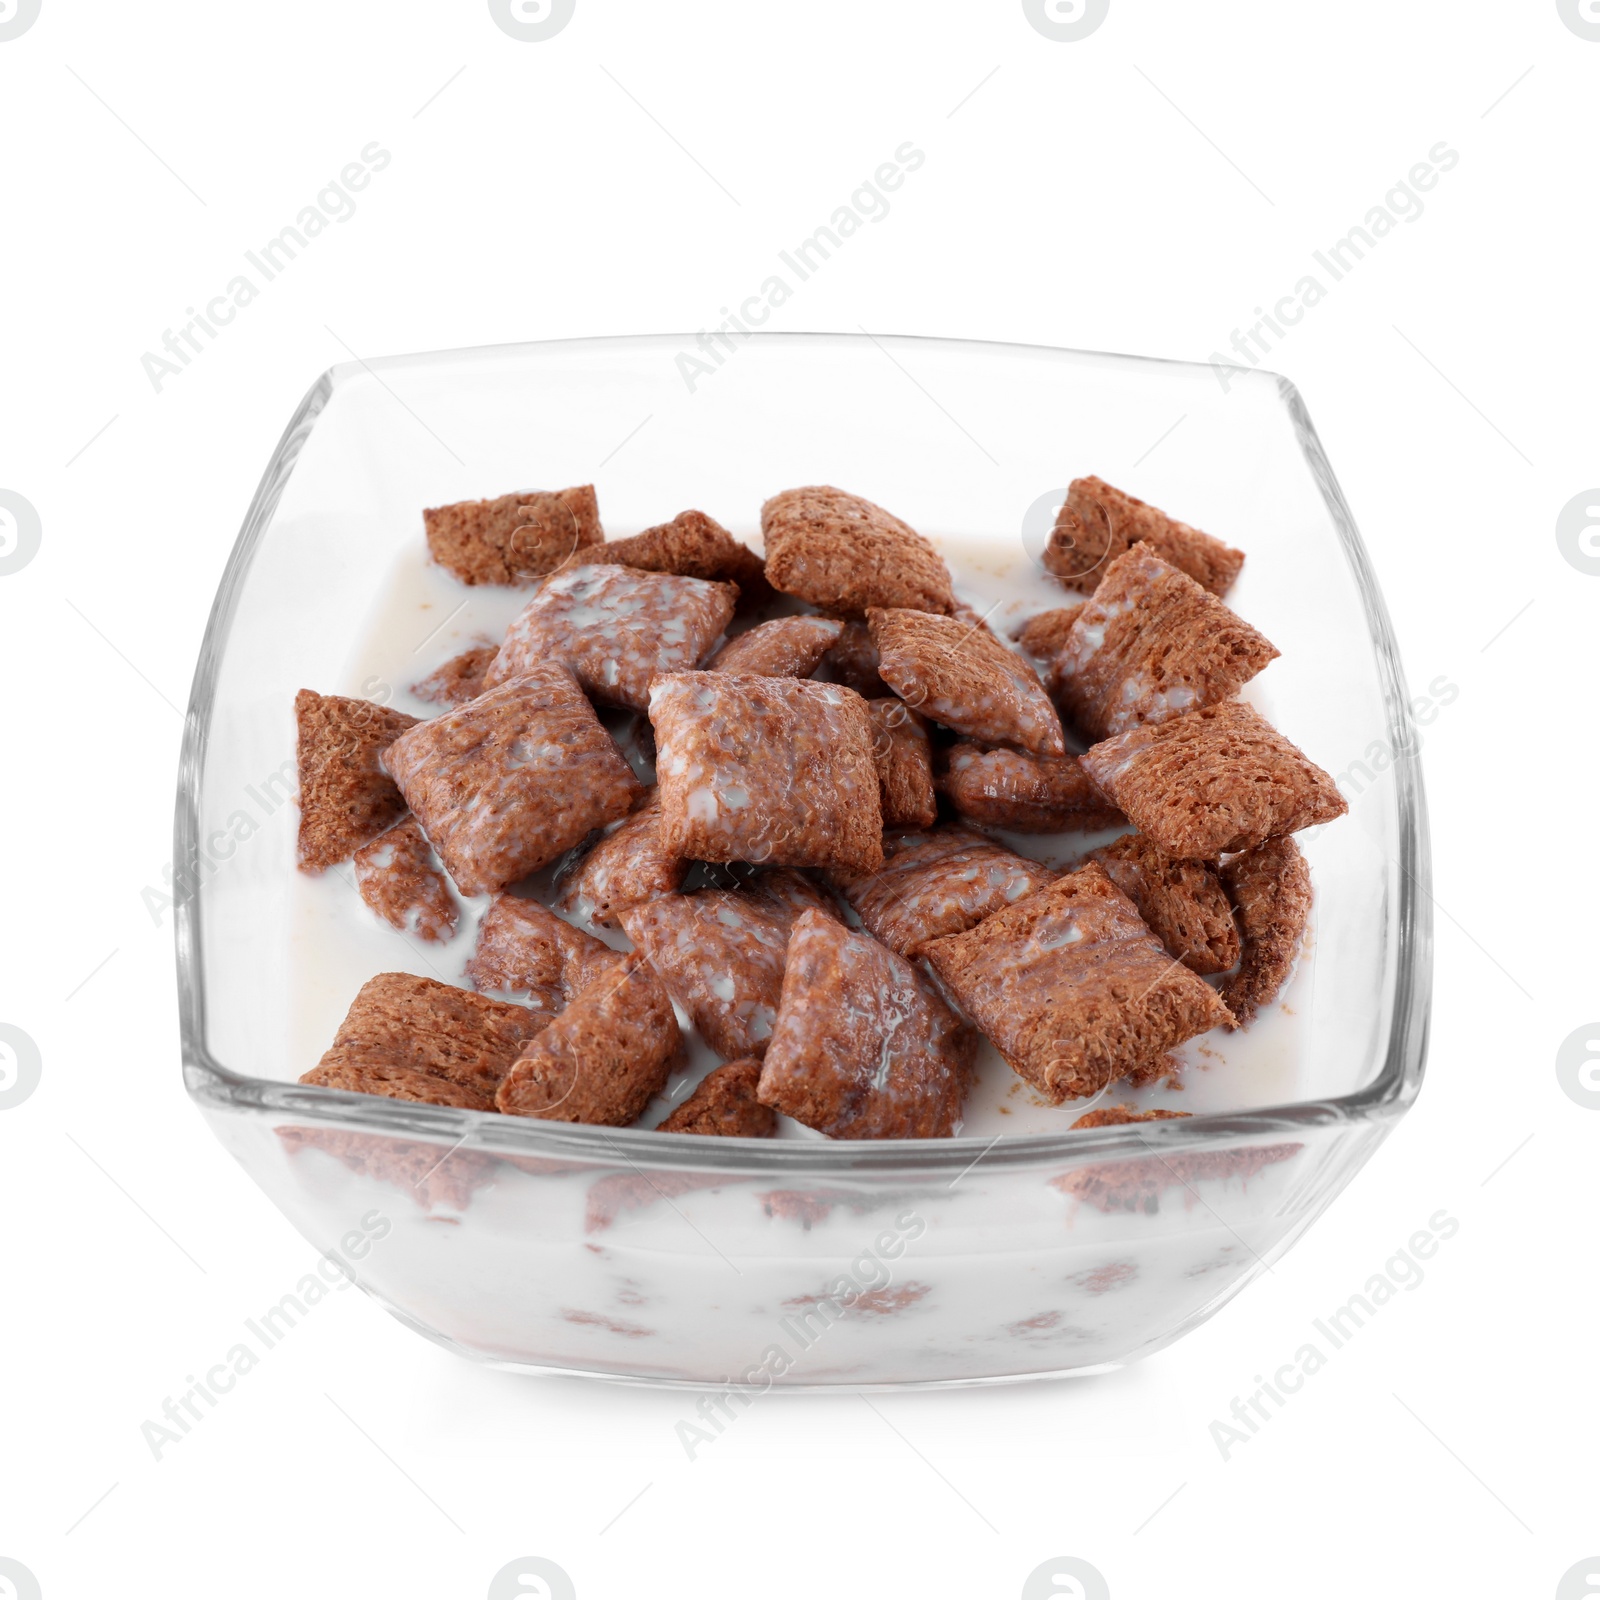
178 333 1430 1388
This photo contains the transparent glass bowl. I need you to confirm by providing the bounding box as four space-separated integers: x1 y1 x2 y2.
177 333 1430 1388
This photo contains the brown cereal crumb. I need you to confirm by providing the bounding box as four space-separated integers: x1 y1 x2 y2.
869 607 1066 757
757 911 975 1139
761 486 955 616
867 697 937 829
293 690 420 872
465 894 624 1014
304 972 549 1104
656 1059 777 1137
1054 546 1278 742
708 615 844 678
494 956 680 1125
1086 832 1240 974
485 563 737 713
619 889 795 1060
1218 835 1313 1026
1013 607 1083 673
823 619 889 697
922 863 1234 1102
578 509 772 609
941 743 1124 833
424 485 602 586
1080 700 1347 860
352 816 459 942
384 664 642 897
409 645 498 709
1069 1104 1192 1129
556 793 685 928
650 671 883 875
833 825 1057 958
1044 476 1245 596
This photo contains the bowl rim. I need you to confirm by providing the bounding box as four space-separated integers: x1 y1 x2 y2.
176 330 1432 1175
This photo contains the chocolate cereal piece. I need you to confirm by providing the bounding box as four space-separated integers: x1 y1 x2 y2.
300 1058 495 1111
868 607 1066 757
465 894 623 1015
484 563 737 713
656 1060 777 1137
761 486 955 616
495 955 680 1125
942 744 1124 834
923 863 1234 1102
294 690 420 872
709 616 844 678
1014 607 1082 674
619 889 795 1060
758 911 974 1139
867 697 937 829
581 509 772 609
424 485 602 586
1218 835 1313 1026
1044 477 1245 596
409 645 497 709
1080 701 1347 860
745 866 842 926
1070 1105 1193 1130
834 825 1057 958
352 816 459 942
384 664 642 896
304 972 549 1105
1086 833 1240 975
650 672 883 875
557 794 685 928
1055 547 1278 743
824 619 889 698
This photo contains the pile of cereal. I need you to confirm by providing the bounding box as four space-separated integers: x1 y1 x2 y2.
293 480 1344 1140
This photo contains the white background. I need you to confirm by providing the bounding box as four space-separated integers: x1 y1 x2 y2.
2 2 1596 1597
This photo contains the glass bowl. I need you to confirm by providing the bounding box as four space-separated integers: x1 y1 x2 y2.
177 332 1430 1388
